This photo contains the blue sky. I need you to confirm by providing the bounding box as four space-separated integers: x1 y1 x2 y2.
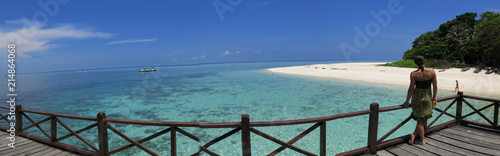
1 0 499 73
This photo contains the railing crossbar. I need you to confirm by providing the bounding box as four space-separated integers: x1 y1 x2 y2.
199 146 220 156
270 122 321 155
110 127 171 154
56 117 100 153
176 127 200 142
433 108 456 118
462 102 495 119
22 112 51 139
205 127 241 148
377 115 412 144
56 123 97 142
22 116 51 132
191 127 241 156
249 127 316 156
105 123 158 156
462 99 495 125
427 99 457 129
0 113 12 124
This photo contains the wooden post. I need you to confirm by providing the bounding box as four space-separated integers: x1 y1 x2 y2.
368 103 379 154
171 126 177 156
97 112 109 156
241 114 251 156
456 92 463 126
320 121 326 156
15 105 22 136
51 115 57 142
494 102 498 128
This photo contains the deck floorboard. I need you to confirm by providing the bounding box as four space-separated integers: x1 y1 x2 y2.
372 125 500 156
0 132 87 156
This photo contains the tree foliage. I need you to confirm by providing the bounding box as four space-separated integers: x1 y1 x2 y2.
403 12 500 66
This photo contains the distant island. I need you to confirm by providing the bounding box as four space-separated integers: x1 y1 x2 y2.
396 11 499 68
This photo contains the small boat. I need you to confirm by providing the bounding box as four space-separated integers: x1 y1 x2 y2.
473 68 482 73
461 67 470 72
79 70 87 72
139 68 156 72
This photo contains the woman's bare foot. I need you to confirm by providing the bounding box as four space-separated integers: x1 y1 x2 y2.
422 139 427 146
408 133 415 145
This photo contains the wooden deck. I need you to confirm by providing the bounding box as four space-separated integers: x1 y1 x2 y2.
362 126 500 156
0 132 84 156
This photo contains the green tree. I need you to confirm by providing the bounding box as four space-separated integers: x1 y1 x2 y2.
446 25 474 63
477 11 500 65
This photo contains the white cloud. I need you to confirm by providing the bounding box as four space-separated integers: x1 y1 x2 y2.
191 56 197 60
254 50 262 54
221 50 231 56
106 38 157 45
0 19 113 56
200 55 206 59
235 51 241 54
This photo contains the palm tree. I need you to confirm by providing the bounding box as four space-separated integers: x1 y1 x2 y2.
446 25 472 63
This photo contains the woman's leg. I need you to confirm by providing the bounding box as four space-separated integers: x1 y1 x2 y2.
417 120 427 145
409 123 419 145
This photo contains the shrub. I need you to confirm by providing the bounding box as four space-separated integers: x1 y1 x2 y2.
379 60 452 69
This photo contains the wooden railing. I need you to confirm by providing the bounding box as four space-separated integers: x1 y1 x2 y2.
0 91 498 156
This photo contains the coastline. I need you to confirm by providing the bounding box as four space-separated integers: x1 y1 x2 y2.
268 62 500 96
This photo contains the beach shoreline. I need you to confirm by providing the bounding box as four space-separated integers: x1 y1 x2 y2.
268 62 500 96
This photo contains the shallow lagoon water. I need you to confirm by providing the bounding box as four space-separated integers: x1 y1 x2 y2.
1 61 497 155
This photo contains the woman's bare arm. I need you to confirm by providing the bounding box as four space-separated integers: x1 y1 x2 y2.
432 69 438 100
404 72 415 108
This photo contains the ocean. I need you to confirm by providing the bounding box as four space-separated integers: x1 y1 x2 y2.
1 61 496 155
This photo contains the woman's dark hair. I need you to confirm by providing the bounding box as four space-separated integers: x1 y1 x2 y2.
414 56 425 72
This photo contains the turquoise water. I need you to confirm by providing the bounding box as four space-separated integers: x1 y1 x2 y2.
1 61 497 155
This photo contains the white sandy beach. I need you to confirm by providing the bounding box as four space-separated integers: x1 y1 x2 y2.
268 62 500 95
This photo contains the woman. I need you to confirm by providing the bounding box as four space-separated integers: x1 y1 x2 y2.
403 56 437 146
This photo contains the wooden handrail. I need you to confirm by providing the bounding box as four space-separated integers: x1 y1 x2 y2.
249 110 372 127
1 92 498 156
462 94 500 102
102 118 199 127
21 109 97 121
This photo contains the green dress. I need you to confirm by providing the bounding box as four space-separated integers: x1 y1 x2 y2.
411 79 433 121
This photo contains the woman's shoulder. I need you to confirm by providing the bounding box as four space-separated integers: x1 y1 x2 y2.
426 68 436 72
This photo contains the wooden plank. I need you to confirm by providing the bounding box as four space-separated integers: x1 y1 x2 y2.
0 135 30 144
411 141 462 156
443 127 500 144
41 149 65 156
54 152 72 156
426 136 489 156
375 150 395 156
33 146 61 155
397 144 438 156
20 144 53 155
385 146 417 156
428 133 500 155
0 141 36 155
0 140 30 151
3 142 47 156
4 142 48 156
437 131 500 149
451 126 500 140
